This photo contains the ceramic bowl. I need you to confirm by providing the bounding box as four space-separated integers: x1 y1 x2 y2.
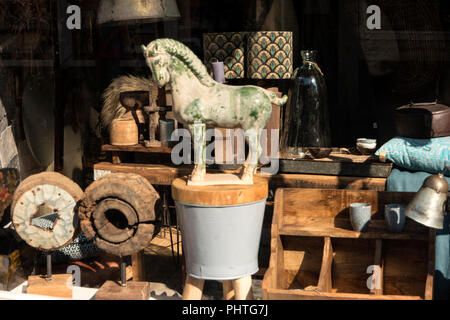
356 138 377 155
308 147 332 159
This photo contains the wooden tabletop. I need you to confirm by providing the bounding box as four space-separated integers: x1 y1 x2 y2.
171 176 268 206
93 162 387 191
102 144 172 154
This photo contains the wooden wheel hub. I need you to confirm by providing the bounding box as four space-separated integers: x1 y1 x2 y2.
93 198 138 244
79 173 160 256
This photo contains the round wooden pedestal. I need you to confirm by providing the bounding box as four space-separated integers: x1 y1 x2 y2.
172 176 268 300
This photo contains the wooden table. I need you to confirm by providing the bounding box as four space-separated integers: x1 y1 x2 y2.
93 162 387 191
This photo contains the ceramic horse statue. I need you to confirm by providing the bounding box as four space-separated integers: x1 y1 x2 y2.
142 38 288 184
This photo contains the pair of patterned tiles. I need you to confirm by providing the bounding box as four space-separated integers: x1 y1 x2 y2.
203 31 293 80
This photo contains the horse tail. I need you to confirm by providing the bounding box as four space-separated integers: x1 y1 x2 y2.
262 88 289 106
101 75 153 129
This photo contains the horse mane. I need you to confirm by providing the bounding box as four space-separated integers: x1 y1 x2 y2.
147 38 216 88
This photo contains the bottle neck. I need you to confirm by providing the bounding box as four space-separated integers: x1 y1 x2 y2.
302 60 323 76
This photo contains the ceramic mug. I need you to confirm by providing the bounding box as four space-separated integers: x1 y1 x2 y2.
349 203 371 232
384 204 406 233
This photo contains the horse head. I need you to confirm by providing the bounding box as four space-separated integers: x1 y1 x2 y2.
143 39 217 90
142 44 171 87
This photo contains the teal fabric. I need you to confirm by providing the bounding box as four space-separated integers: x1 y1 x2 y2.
387 168 450 300
376 137 450 176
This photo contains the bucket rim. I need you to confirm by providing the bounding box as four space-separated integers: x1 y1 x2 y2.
174 198 267 208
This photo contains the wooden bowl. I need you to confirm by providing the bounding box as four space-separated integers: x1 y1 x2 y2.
308 147 332 159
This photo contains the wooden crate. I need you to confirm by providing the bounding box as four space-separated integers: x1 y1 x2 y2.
262 188 435 300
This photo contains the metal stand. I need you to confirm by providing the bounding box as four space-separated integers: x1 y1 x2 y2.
120 256 127 287
46 252 52 281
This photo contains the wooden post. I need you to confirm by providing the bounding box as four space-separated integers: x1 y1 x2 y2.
111 151 121 164
232 276 253 300
132 250 145 281
317 236 333 292
371 239 384 295
425 229 436 300
182 275 205 300
222 280 235 300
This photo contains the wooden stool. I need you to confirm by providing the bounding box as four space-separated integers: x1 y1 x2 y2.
172 176 268 301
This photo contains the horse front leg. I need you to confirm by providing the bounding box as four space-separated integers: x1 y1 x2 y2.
189 122 206 182
241 128 260 184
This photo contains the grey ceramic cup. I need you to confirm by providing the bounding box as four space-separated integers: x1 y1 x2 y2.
349 203 371 232
384 204 406 233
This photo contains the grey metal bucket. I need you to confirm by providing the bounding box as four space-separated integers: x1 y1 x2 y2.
175 199 267 280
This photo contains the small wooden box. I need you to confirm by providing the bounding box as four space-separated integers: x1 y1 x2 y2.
262 188 435 300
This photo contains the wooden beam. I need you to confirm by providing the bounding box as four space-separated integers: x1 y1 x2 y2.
93 162 387 190
274 189 284 290
264 288 422 300
102 144 172 154
317 237 334 292
111 151 121 165
132 250 145 281
425 229 436 300
370 239 383 295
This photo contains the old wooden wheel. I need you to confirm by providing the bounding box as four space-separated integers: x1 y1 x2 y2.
79 173 160 256
11 172 84 251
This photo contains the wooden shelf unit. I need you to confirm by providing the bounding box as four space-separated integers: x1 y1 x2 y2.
262 188 435 300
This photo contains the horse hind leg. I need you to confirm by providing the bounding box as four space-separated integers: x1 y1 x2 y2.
240 128 260 184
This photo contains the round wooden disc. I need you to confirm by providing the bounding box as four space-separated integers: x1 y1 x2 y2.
11 172 84 251
172 176 268 206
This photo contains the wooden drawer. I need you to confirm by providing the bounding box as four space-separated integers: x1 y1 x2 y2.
262 188 435 300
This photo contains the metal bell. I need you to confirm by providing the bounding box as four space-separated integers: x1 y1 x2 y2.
97 0 181 25
405 173 448 229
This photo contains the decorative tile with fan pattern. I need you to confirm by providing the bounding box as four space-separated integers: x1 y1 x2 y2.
247 31 293 79
203 32 246 79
